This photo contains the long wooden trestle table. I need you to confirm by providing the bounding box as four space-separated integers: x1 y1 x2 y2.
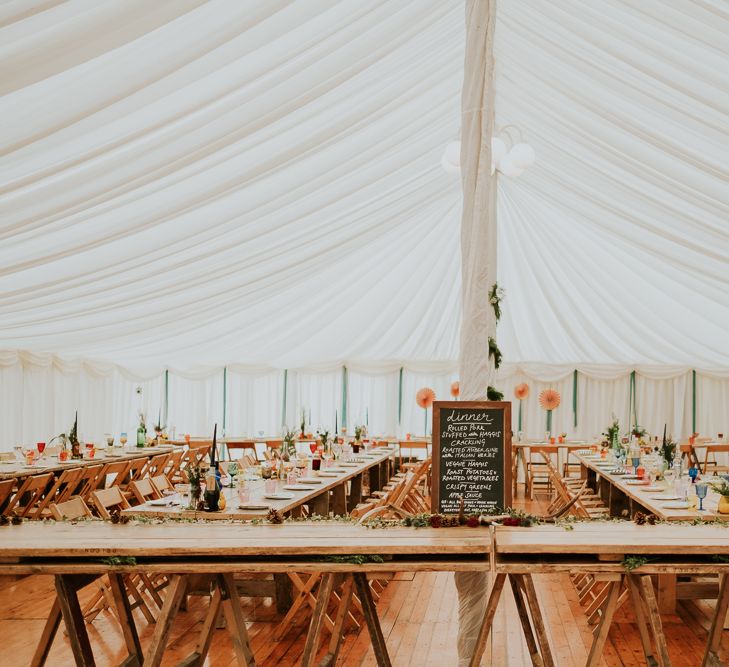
1 521 729 666
0 521 489 667
0 445 182 482
576 451 729 615
122 448 397 521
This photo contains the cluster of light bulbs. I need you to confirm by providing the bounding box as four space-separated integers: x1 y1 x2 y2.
441 137 535 177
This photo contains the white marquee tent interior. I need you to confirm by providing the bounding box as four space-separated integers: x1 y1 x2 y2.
1 0 728 449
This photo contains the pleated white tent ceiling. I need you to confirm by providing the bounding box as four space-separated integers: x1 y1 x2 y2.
1 0 728 373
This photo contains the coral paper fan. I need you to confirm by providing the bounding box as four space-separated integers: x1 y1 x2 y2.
514 383 529 400
450 381 460 398
416 387 436 409
539 389 561 411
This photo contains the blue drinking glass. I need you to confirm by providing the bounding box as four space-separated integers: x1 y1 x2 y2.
695 481 708 511
688 467 699 484
631 456 640 475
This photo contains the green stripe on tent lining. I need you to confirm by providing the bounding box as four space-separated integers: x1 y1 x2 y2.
692 369 697 434
282 369 288 428
341 366 348 431
164 369 169 426
222 367 227 432
629 370 637 430
398 367 403 424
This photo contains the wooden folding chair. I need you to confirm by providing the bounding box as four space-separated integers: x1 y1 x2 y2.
184 442 212 467
398 440 429 468
0 478 17 515
223 440 259 461
151 474 174 494
163 449 185 482
126 456 151 482
91 486 131 518
679 442 701 470
33 466 86 519
129 477 162 505
139 453 170 480
97 459 131 489
525 446 557 499
74 463 104 502
50 495 93 520
4 472 54 518
701 444 729 475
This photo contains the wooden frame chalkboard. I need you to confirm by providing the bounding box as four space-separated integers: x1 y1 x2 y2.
431 401 512 515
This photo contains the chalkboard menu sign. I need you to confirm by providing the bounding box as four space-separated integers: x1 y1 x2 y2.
431 401 512 515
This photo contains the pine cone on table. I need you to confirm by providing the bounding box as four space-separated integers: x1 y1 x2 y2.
267 509 284 524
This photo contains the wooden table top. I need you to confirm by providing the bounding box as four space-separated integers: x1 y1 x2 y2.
0 445 181 481
0 521 490 558
495 521 729 555
575 452 726 521
1 519 725 560
122 448 397 520
513 441 590 450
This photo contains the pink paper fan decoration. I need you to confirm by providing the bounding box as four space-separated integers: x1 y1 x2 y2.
514 383 529 400
450 381 460 398
538 389 561 411
416 387 436 409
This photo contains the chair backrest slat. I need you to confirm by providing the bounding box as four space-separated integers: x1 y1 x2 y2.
91 486 131 519
4 473 55 518
50 496 92 521
129 477 162 505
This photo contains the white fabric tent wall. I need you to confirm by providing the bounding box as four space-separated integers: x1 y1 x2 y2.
225 367 284 437
346 366 400 437
167 369 224 438
284 367 343 436
2 354 729 449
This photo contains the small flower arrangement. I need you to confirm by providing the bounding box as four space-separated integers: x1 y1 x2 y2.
710 478 729 497
283 430 297 458
317 429 330 450
661 437 677 466
602 416 620 448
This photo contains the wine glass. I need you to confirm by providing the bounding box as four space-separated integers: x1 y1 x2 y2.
227 461 238 487
631 456 641 475
36 441 46 459
688 467 699 484
105 433 114 450
322 448 333 469
120 432 128 447
695 482 708 511
309 442 318 455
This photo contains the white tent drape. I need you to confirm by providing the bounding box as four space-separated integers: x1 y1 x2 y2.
346 366 400 437
1 0 726 373
2 355 729 450
225 367 284 437
167 369 224 437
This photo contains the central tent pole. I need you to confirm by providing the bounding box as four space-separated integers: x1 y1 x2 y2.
455 1 498 665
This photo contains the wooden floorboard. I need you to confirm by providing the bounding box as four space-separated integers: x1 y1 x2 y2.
0 489 719 666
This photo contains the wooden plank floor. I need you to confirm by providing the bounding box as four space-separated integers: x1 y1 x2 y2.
0 490 725 666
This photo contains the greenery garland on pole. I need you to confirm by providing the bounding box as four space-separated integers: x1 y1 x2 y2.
487 283 504 400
